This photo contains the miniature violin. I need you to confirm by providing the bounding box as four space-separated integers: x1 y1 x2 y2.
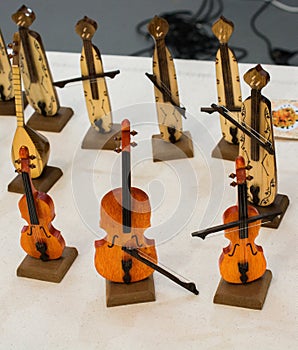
10 36 50 178
94 119 198 294
193 156 268 284
11 5 59 116
94 119 158 283
17 146 65 260
147 16 185 143
210 16 242 144
75 16 119 133
0 28 14 102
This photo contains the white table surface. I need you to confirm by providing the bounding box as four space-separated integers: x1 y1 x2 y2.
0 52 297 350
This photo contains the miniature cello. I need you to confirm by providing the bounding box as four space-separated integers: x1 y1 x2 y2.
147 16 185 143
94 119 198 294
0 28 14 102
17 146 65 260
212 16 242 144
75 16 118 133
10 36 50 178
11 5 59 116
193 156 267 284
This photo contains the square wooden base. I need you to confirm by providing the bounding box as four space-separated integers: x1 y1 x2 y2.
8 165 63 194
81 124 121 150
26 106 74 132
16 246 78 283
105 275 156 307
256 193 289 229
211 137 239 161
213 270 272 310
0 93 28 116
152 131 194 162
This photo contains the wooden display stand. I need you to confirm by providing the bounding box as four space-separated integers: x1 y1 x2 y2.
26 107 73 132
213 269 272 310
0 93 28 116
211 137 238 161
257 194 289 229
81 123 121 150
17 246 78 283
152 131 194 162
8 165 63 194
106 275 156 307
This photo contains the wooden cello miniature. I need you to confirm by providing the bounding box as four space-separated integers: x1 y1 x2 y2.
212 16 242 145
0 28 14 102
95 119 198 295
10 38 50 179
17 146 65 261
11 5 59 117
75 16 118 133
147 16 184 143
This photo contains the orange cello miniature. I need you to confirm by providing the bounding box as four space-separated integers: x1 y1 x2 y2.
94 119 198 294
17 146 65 261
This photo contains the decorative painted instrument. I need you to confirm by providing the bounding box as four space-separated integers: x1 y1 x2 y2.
17 146 65 260
10 37 50 178
211 16 242 144
11 5 59 116
94 119 198 294
75 16 116 133
147 16 184 143
0 28 14 101
193 156 267 284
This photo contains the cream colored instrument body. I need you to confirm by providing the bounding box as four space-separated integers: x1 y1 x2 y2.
213 17 242 144
239 67 277 207
0 29 14 101
149 16 182 143
80 42 112 132
11 64 50 178
17 30 59 116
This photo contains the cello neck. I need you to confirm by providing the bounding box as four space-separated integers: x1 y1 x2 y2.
156 39 171 102
121 120 132 233
12 65 25 127
250 88 261 161
219 43 234 109
82 39 99 100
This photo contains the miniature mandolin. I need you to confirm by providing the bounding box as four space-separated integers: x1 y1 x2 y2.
0 28 14 102
147 16 184 143
11 5 59 116
17 146 65 260
75 16 116 133
10 37 50 178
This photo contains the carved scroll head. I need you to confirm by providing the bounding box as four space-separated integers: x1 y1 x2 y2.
75 16 98 40
148 16 169 40
212 16 234 44
244 64 270 91
11 5 36 28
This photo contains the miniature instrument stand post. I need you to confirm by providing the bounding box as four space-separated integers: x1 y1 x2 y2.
192 156 278 310
16 146 78 283
212 64 289 228
147 16 194 162
8 40 62 194
74 16 121 150
94 119 198 307
11 5 73 132
201 16 242 161
0 28 28 115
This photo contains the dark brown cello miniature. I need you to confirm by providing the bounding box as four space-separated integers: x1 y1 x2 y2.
95 119 198 294
17 146 65 260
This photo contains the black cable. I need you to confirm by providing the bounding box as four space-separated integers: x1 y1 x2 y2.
131 0 247 61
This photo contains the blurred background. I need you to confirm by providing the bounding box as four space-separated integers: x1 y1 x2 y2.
1 0 297 65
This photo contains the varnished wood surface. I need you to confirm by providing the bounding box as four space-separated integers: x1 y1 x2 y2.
0 29 14 101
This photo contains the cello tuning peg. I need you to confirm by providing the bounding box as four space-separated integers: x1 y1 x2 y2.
230 181 237 187
246 165 252 170
229 173 236 179
130 130 138 136
114 147 122 153
130 141 137 147
15 168 21 173
30 164 36 169
246 175 253 181
114 136 121 141
29 155 36 160
14 158 21 164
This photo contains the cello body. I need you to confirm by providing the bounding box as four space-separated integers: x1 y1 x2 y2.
76 16 113 132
